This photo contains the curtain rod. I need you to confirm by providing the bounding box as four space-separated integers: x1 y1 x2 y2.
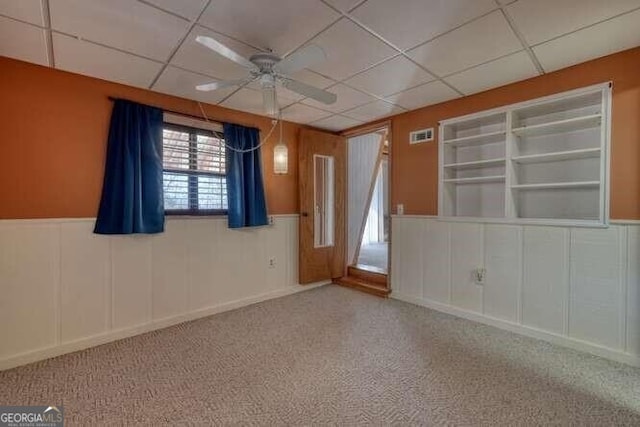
107 96 269 130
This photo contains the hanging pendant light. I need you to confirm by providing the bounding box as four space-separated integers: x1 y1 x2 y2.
274 116 288 174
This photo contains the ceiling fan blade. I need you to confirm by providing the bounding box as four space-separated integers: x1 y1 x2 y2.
195 36 257 70
262 85 278 117
274 45 326 75
196 78 250 92
281 78 337 105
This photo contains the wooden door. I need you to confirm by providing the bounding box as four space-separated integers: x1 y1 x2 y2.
298 128 346 284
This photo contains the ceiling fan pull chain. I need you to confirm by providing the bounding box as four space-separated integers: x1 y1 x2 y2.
197 101 278 153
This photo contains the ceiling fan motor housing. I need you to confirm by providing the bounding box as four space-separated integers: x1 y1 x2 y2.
250 53 281 73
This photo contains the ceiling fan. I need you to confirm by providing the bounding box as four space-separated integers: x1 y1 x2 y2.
194 36 337 117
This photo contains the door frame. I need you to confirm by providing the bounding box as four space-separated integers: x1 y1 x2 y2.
341 121 393 280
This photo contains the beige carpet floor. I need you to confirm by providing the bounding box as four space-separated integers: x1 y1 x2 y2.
1 285 640 425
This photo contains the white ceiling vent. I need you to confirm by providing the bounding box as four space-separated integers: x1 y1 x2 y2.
409 128 434 144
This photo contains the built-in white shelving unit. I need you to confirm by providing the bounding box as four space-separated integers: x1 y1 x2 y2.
438 82 611 226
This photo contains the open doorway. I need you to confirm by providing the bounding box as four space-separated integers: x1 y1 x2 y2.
341 125 390 295
356 149 389 271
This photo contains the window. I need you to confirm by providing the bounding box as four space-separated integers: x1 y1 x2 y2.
162 119 228 215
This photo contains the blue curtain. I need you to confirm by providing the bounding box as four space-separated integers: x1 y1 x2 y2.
94 99 164 234
223 123 268 228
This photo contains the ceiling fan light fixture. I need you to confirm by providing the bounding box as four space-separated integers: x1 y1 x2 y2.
274 118 288 175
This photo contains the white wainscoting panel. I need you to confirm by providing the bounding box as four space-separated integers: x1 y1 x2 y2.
569 227 624 350
422 220 450 304
391 216 640 366
391 217 423 298
627 227 640 355
151 220 188 321
450 223 483 313
0 223 58 359
484 225 521 322
111 234 153 329
0 216 323 370
60 221 110 342
522 226 568 335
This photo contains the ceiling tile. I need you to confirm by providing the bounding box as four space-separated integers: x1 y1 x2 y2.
350 0 497 50
343 100 405 122
532 8 640 72
49 0 190 61
306 18 397 81
323 0 363 13
507 0 640 46
220 87 295 116
53 33 163 88
0 16 48 66
407 11 521 77
311 115 363 132
248 69 335 101
345 56 435 97
280 103 333 124
198 0 339 55
144 0 208 20
302 83 375 113
0 0 45 26
152 66 239 104
171 25 259 80
445 51 539 95
385 80 459 110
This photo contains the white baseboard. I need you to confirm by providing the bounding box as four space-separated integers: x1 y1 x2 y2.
0 281 329 371
392 292 640 367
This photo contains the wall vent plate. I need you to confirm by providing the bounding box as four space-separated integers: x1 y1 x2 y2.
409 128 434 144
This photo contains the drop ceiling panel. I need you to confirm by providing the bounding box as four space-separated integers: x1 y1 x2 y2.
153 66 238 104
171 26 259 80
49 0 190 61
53 33 163 88
220 87 295 115
343 100 405 122
198 0 339 55
507 0 640 46
305 18 396 81
533 8 640 72
144 0 208 20
0 0 45 26
311 114 363 132
323 0 363 13
280 103 333 124
345 56 435 97
385 80 459 110
350 0 497 50
0 16 48 66
302 83 374 113
407 11 521 77
445 51 539 95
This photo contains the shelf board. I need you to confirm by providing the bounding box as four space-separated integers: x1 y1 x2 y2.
443 158 506 170
442 131 506 147
443 175 505 184
512 148 601 164
511 181 600 190
512 114 601 137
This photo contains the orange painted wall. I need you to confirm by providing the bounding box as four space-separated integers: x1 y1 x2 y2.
0 56 304 219
348 47 640 220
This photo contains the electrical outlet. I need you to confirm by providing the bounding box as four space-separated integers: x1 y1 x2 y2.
474 267 486 285
268 257 276 269
397 204 404 215
268 215 275 225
